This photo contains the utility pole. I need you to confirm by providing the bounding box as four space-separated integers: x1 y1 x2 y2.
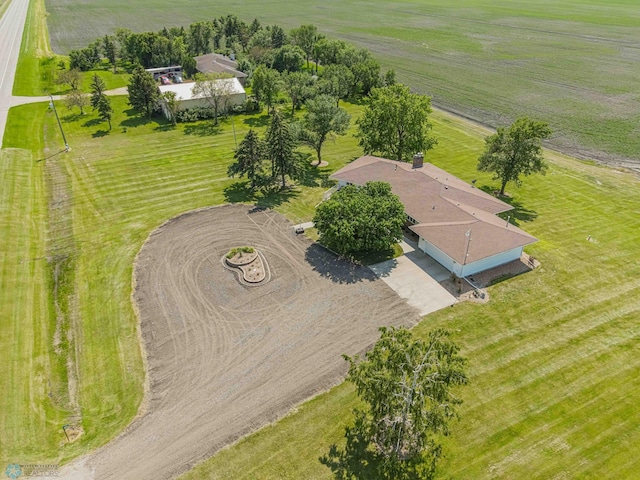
49 95 69 151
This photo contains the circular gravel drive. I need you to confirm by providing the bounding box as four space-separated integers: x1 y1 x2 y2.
62 204 419 479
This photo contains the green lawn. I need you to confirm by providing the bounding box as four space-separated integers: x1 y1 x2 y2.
44 0 640 163
180 110 640 479
3 90 640 476
0 96 359 465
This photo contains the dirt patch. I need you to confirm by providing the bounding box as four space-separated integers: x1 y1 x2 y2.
63 204 418 480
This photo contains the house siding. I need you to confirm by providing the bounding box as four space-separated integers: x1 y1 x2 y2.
418 237 523 277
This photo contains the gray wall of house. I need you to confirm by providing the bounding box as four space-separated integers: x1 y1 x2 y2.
418 237 523 277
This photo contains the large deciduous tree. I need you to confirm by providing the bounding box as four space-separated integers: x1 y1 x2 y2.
227 129 267 190
319 64 353 106
251 66 281 115
344 327 468 477
102 35 118 73
477 117 552 196
313 181 404 256
299 94 350 165
282 71 315 114
128 66 160 117
356 84 437 163
290 24 319 68
192 72 235 125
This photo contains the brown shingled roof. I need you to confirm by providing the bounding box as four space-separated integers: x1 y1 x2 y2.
331 156 537 263
194 53 248 79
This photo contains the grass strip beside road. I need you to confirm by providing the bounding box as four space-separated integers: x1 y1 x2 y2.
0 103 64 464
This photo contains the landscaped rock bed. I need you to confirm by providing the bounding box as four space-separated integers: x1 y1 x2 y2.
223 246 270 285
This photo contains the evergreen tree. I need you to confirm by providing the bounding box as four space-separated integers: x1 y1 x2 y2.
227 129 267 189
96 95 113 130
90 74 107 109
128 66 160 117
266 110 298 189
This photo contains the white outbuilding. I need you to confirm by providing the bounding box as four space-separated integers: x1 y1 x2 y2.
331 155 538 278
158 78 246 120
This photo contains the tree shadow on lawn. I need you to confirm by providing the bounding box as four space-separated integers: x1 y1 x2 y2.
242 114 271 128
183 122 222 136
223 181 300 210
304 244 377 285
119 109 167 129
479 185 538 226
298 158 334 189
83 118 102 128
320 413 432 480
62 112 85 123
92 129 110 138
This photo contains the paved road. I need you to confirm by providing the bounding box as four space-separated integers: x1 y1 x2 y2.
0 0 29 144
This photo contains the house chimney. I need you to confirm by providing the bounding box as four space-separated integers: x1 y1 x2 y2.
412 152 424 169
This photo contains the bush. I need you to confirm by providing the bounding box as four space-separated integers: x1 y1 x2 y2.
175 107 215 123
226 246 255 259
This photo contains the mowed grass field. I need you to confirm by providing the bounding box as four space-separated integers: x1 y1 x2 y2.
2 89 640 477
180 115 640 478
44 0 640 165
0 96 358 465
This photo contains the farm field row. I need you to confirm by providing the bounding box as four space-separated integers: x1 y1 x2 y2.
43 0 640 165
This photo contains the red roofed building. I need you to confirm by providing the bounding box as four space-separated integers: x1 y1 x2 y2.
331 155 537 277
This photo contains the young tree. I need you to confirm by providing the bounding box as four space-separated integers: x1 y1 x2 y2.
356 84 437 163
282 71 315 114
266 110 299 189
56 69 82 92
128 66 160 117
96 95 113 130
103 35 118 73
251 66 281 115
227 129 267 189
313 181 404 256
161 91 179 126
477 117 552 196
299 94 350 165
64 89 89 115
290 24 319 68
344 327 467 476
192 72 235 125
90 74 107 109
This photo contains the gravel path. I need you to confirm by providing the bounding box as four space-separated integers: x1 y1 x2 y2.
60 205 419 479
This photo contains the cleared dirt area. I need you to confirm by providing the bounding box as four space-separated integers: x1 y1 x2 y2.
61 204 419 479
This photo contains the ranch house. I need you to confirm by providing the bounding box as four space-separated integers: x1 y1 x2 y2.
331 155 538 277
158 78 246 120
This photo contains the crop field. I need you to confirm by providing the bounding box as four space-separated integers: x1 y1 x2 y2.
44 0 640 167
